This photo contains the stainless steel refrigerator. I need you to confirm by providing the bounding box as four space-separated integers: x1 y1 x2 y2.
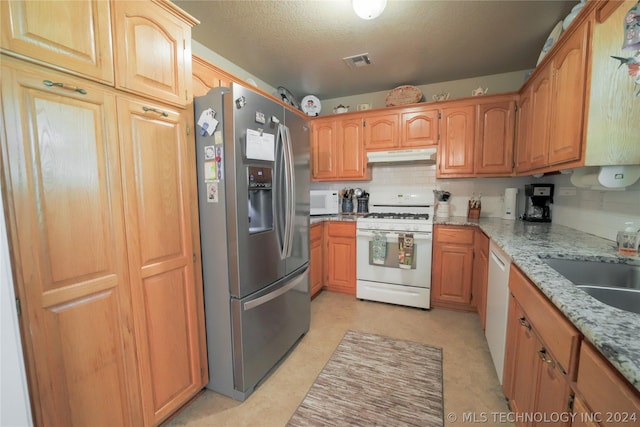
194 84 310 401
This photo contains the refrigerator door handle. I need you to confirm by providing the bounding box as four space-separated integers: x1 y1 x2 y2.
283 124 295 258
243 269 307 310
275 124 288 259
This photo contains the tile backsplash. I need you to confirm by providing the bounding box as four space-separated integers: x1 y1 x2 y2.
311 165 640 243
310 164 531 219
543 174 640 242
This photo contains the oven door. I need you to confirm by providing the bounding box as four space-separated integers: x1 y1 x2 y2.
356 229 432 288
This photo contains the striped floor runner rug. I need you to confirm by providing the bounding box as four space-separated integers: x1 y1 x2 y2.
288 330 444 427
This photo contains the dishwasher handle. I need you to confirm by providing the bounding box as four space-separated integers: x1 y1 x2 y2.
490 249 507 272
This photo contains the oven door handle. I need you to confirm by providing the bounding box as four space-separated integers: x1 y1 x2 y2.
356 230 433 241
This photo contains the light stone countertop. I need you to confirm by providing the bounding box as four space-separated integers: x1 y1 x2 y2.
310 215 640 390
310 214 359 225
439 216 640 391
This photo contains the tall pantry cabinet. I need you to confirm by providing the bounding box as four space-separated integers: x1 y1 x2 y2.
0 1 205 426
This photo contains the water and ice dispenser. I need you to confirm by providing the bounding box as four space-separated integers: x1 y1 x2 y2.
247 166 273 234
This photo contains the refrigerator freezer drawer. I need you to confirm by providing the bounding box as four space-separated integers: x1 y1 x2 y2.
231 266 310 393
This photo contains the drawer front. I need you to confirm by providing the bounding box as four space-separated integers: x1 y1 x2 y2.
327 221 355 237
509 265 580 378
576 342 640 427
435 226 474 245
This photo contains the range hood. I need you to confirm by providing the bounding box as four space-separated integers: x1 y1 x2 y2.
367 148 437 164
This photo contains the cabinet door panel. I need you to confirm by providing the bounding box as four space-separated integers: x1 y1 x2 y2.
402 109 438 147
311 119 337 179
112 1 191 106
310 223 324 297
433 244 473 304
508 306 539 425
0 0 114 83
476 100 515 175
534 350 571 427
337 117 366 179
325 222 355 295
117 97 202 424
364 113 399 150
515 88 532 173
529 69 552 170
548 21 589 165
438 105 475 176
1 61 140 426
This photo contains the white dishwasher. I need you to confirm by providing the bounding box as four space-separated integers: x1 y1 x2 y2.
485 241 511 384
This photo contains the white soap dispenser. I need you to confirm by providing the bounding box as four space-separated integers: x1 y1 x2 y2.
617 222 639 256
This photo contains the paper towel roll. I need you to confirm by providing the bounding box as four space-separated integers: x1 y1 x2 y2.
503 188 518 220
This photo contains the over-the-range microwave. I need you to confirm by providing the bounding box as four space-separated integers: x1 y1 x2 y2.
310 190 339 215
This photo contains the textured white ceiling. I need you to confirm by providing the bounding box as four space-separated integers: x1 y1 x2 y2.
175 0 577 100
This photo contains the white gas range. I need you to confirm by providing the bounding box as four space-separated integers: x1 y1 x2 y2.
356 191 435 309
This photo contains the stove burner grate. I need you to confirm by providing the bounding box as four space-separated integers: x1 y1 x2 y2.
364 212 430 220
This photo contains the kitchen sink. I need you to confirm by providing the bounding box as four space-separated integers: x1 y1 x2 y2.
541 258 640 315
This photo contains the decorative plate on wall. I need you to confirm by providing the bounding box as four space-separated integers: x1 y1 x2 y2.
301 95 321 116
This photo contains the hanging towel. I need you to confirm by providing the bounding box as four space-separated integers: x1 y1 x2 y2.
399 233 414 269
372 231 387 264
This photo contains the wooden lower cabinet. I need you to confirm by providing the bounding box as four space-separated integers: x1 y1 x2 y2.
1 57 143 427
1 57 205 426
503 265 579 427
324 221 356 295
573 341 640 427
431 225 475 310
310 223 324 298
471 229 489 328
116 95 204 425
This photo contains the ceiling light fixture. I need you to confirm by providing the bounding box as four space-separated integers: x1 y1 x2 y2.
352 0 387 20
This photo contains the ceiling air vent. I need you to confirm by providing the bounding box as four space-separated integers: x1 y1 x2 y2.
343 53 372 70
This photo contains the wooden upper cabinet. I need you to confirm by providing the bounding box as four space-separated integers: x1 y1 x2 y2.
338 116 367 179
311 118 338 180
528 66 553 170
438 104 475 177
401 107 439 147
311 115 368 181
0 59 142 427
363 112 399 150
0 0 115 84
112 0 198 107
548 18 589 166
515 87 533 173
475 98 515 175
192 54 235 98
585 0 640 165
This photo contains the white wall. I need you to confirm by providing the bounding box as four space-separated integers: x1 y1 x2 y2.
0 186 33 426
318 69 530 115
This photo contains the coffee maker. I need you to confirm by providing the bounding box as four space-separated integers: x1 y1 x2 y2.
523 184 554 222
